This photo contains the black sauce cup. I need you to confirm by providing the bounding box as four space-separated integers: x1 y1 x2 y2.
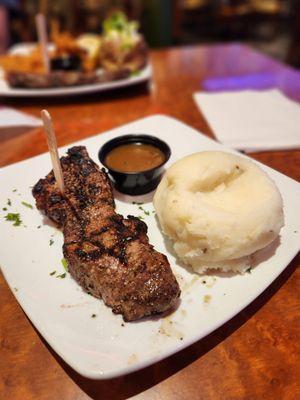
98 134 171 195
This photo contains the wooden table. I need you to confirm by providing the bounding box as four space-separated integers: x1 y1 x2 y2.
0 44 299 400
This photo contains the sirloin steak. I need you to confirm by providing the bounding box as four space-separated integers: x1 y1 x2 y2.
32 146 180 321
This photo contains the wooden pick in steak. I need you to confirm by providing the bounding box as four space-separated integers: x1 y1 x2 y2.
41 110 65 193
35 13 50 73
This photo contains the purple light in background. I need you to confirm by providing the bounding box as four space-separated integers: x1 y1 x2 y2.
202 73 277 91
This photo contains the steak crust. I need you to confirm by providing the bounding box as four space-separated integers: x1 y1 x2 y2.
32 146 180 321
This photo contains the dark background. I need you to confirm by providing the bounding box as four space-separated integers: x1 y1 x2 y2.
1 0 300 68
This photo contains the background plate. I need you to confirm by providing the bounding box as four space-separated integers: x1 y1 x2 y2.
0 43 151 97
0 115 299 379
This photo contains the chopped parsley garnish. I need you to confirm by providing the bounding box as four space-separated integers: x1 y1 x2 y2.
133 202 151 217
12 189 17 192
37 225 41 229
137 215 144 220
57 273 66 279
49 271 56 276
21 201 33 209
138 206 150 216
4 213 22 226
7 199 11 206
61 258 69 272
49 239 54 246
2 207 7 211
91 314 97 318
246 267 252 274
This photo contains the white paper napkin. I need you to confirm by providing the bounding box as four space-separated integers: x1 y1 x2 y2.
0 107 42 128
194 89 300 152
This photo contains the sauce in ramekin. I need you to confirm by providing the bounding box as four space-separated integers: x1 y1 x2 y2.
104 143 165 172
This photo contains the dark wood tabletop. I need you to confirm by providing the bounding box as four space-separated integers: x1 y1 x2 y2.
0 43 299 400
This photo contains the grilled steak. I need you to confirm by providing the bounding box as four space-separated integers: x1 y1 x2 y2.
32 146 180 321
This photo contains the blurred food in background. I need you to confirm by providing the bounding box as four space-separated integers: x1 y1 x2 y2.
100 11 147 72
0 11 148 88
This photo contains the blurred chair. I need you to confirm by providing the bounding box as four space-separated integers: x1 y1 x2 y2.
249 0 289 41
215 0 252 40
171 0 215 44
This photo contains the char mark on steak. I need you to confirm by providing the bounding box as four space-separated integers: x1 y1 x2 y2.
32 146 180 321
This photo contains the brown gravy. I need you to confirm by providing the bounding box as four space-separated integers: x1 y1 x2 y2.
105 143 165 172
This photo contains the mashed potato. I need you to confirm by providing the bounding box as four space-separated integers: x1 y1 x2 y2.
154 151 284 273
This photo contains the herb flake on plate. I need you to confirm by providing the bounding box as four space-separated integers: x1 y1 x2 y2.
57 273 66 279
4 213 22 226
49 270 56 276
7 199 11 206
49 239 54 246
61 258 69 272
21 201 33 209
138 206 150 216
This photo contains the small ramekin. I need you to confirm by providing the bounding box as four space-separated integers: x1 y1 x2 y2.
98 134 171 195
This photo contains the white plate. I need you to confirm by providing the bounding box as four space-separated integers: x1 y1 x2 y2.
1 115 299 379
0 43 151 97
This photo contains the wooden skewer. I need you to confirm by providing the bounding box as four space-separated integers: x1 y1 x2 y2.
41 110 65 194
35 13 50 73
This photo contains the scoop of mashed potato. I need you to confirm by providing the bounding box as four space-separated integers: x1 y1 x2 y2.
153 151 284 273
